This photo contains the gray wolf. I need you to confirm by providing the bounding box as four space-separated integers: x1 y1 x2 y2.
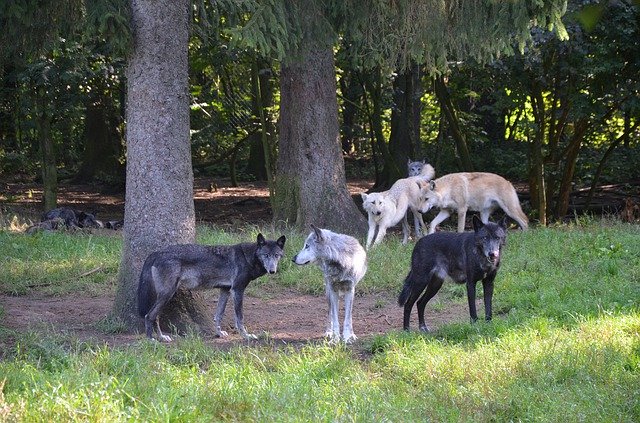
137 233 286 342
398 216 508 331
292 225 367 343
419 172 528 233
360 176 429 249
407 158 436 181
42 207 103 229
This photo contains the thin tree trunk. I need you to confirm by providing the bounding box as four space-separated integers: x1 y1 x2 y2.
386 63 421 184
113 0 209 335
554 119 587 219
584 121 639 209
36 87 57 211
274 45 367 238
364 68 395 190
433 75 473 171
75 96 124 183
530 84 547 226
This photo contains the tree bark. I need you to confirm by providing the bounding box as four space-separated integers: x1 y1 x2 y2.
75 96 124 184
434 75 473 172
36 87 57 211
385 63 421 185
246 58 274 183
113 0 211 335
553 119 587 219
274 46 367 238
529 84 547 226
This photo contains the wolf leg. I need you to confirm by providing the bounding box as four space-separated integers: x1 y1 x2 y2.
366 215 378 250
342 286 357 343
482 274 496 321
372 225 388 247
144 288 176 342
401 275 429 331
466 279 479 322
457 208 468 232
415 274 445 332
480 208 492 224
401 213 410 244
213 288 231 337
412 208 425 238
325 282 340 342
429 209 451 234
232 288 257 340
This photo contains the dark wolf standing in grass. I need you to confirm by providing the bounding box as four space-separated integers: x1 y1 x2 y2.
138 233 286 342
292 225 367 343
398 216 507 332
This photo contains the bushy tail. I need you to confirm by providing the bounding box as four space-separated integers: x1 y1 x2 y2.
397 270 414 306
137 260 156 317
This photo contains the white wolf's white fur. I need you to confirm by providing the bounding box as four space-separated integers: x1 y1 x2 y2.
292 226 367 343
360 176 429 249
419 172 529 233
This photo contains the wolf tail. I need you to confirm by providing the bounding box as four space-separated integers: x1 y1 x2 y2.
397 270 414 306
137 258 156 318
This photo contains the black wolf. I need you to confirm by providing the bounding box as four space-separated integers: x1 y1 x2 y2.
42 207 103 229
137 233 286 342
398 216 507 331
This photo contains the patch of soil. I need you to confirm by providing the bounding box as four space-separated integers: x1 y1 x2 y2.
0 290 474 350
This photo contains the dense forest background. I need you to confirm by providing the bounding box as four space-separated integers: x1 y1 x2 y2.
1 0 638 223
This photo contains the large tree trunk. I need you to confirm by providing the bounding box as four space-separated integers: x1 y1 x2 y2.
113 0 213 336
273 46 367 238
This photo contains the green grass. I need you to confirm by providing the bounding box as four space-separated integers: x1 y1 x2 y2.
1 220 639 421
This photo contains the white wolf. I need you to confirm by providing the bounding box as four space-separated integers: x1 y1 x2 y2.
419 172 529 234
407 158 436 181
292 225 367 343
361 176 429 249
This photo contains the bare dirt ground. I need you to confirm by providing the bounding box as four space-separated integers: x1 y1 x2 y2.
0 178 473 351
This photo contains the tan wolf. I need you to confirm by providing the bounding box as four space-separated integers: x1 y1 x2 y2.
361 177 428 249
419 172 528 233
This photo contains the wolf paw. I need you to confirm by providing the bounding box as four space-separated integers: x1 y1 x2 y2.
158 334 173 343
243 333 258 340
216 330 229 338
325 331 341 344
343 333 357 344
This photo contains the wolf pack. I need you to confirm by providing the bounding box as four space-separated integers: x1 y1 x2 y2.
138 160 529 344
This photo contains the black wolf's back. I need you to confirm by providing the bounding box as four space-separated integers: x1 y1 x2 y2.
137 256 156 317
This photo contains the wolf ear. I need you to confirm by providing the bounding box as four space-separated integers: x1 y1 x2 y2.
276 235 286 248
407 158 412 165
429 180 436 190
472 215 484 232
421 159 426 164
310 224 324 242
360 192 368 201
257 233 266 246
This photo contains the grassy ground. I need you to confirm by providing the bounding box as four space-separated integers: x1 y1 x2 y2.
1 219 639 421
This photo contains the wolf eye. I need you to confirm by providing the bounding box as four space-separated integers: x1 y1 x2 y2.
304 244 309 250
